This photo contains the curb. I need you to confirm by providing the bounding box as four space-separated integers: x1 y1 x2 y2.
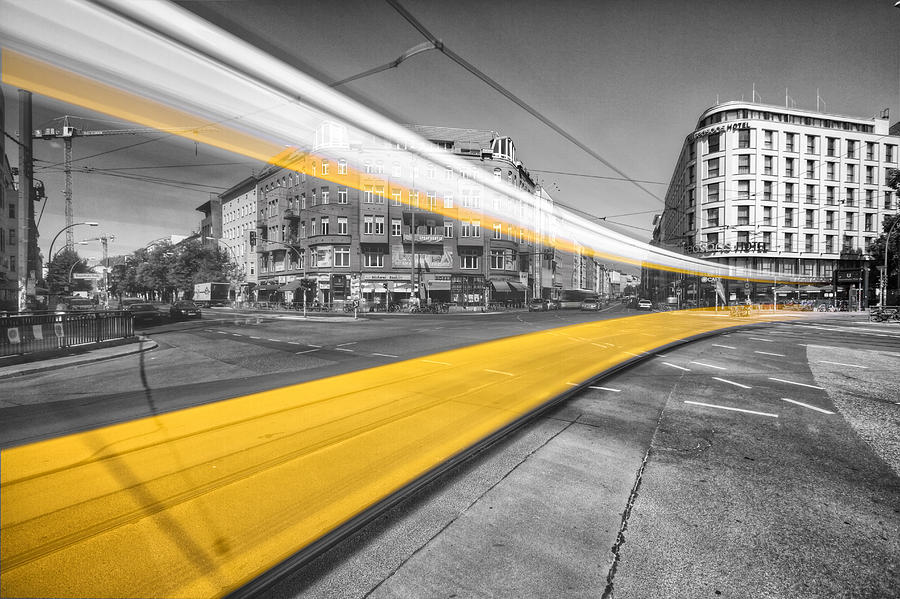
0 337 158 380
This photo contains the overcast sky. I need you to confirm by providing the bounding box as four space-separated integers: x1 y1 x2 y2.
2 0 898 261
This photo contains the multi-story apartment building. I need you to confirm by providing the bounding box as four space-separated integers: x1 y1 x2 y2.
0 152 18 312
218 177 258 296
248 123 553 307
650 101 899 306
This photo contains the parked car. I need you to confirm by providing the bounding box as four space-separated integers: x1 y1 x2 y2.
169 300 202 320
580 297 602 311
118 297 144 308
528 298 549 312
56 296 97 312
125 302 160 324
637 299 653 311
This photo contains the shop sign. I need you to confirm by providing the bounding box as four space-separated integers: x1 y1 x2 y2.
365 273 411 281
402 233 444 244
391 244 454 268
689 121 750 142
315 246 333 268
332 274 348 294
684 241 768 254
835 270 862 283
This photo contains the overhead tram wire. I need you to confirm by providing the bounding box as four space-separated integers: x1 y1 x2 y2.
383 0 665 207
530 168 669 187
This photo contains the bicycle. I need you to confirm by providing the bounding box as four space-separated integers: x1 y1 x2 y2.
869 308 894 322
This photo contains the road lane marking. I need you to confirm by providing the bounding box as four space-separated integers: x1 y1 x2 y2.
371 353 398 358
307 344 321 348
754 351 785 357
780 398 835 415
295 349 319 354
484 369 514 376
655 353 669 357
768 377 824 390
691 361 727 370
662 362 690 371
287 341 300 345
335 348 354 352
266 339 280 342
422 359 451 366
622 351 644 357
588 386 621 392
231 333 242 337
748 337 774 342
712 377 752 389
711 344 736 349
684 401 778 418
337 342 357 346
249 336 261 339
817 360 867 369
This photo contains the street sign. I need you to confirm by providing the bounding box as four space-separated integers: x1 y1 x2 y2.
73 273 103 280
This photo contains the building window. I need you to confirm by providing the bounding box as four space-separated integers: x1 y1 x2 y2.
321 188 330 204
784 232 794 252
846 164 856 183
364 161 373 174
885 144 896 163
443 194 454 209
825 235 835 253
762 231 772 249
826 137 837 157
826 162 836 181
688 188 696 207
784 207 795 228
490 249 504 270
825 211 835 229
826 186 836 205
865 213 874 232
338 160 347 175
738 155 750 174
338 217 348 235
865 165 874 184
737 129 750 149
687 212 695 231
320 217 329 235
785 182 795 203
806 135 817 154
321 160 329 175
805 184 817 204
785 157 795 177
805 209 815 228
706 158 720 178
785 133 796 152
363 215 373 234
706 232 719 245
738 180 750 200
374 161 384 175
846 140 857 159
472 220 481 237
707 183 719 203
427 192 437 211
391 219 402 237
865 189 875 208
763 180 773 201
392 163 402 177
737 205 750 225
391 190 402 206
842 235 854 251
337 188 348 204
460 251 479 270
845 212 855 231
845 188 856 207
805 160 816 179
707 133 720 153
763 130 774 149
737 230 749 246
763 206 772 226
300 221 306 239
364 252 384 267
334 246 350 267
444 221 453 237
410 191 419 208
364 186 374 203
375 216 385 235
886 192 895 210
706 208 719 227
311 218 316 235
763 155 773 175
461 221 471 237
492 222 502 239
866 142 876 161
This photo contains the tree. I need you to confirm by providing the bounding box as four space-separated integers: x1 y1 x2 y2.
45 249 93 295
867 213 900 303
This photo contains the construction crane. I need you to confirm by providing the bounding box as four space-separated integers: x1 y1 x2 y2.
80 233 116 307
33 115 209 251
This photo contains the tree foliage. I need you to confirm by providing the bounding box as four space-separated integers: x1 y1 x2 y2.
45 249 93 294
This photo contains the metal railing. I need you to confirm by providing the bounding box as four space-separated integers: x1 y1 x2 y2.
0 311 134 357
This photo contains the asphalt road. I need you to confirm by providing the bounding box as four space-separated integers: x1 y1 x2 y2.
255 314 900 599
2 310 897 598
0 305 629 447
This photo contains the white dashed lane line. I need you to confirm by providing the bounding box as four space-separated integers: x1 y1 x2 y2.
781 398 835 415
655 353 669 357
662 362 690 371
589 386 621 392
690 361 727 370
266 338 280 342
748 337 774 343
287 341 300 345
335 348 354 352
711 344 736 349
295 349 319 355
711 377 752 389
422 359 452 366
371 353 399 358
249 336 261 340
684 401 778 418
754 351 786 357
768 377 824 390
337 342 357 346
484 369 514 376
817 360 867 369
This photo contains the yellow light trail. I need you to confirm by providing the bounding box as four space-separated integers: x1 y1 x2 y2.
1 310 800 598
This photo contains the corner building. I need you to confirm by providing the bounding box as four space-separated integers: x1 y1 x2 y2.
652 101 899 306
251 123 552 307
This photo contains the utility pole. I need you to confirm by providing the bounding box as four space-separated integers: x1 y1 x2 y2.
17 90 33 312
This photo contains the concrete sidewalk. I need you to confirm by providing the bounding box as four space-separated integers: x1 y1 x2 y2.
0 336 157 380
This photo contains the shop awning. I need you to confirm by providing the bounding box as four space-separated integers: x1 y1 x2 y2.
392 282 413 293
362 283 388 293
257 282 280 291
425 280 451 291
279 280 303 292
490 280 513 293
507 281 527 293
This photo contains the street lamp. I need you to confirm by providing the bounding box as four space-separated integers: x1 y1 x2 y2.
47 221 99 264
881 216 900 306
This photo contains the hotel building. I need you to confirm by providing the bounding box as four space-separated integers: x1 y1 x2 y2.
650 101 899 306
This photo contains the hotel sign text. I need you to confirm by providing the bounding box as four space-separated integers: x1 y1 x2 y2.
689 121 750 142
684 241 769 254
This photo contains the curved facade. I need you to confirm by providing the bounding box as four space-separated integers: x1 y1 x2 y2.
652 101 899 305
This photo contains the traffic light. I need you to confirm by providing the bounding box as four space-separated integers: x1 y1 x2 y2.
249 231 256 247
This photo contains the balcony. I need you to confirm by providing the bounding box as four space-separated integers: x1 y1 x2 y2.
283 209 302 220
